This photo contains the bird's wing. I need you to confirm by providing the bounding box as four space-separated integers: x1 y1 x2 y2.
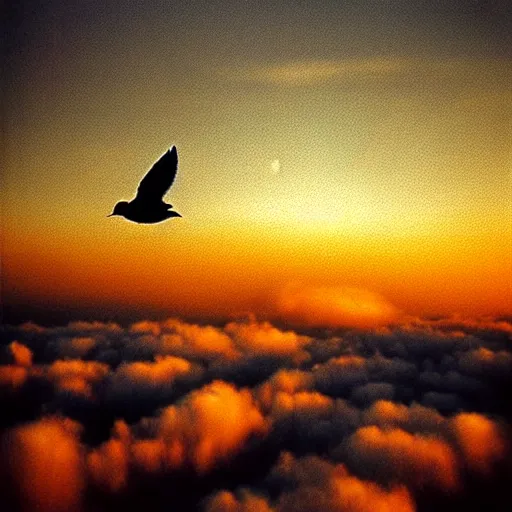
135 146 178 203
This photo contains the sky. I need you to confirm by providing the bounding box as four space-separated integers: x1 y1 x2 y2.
1 3 512 511
3 0 512 324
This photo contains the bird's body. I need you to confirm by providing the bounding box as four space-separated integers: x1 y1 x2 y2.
109 146 181 224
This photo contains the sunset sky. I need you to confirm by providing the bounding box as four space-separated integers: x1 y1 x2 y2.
2 4 512 512
3 0 511 323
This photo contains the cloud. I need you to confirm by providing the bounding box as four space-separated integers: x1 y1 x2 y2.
361 400 445 435
57 336 97 358
1 417 84 512
87 420 130 492
449 413 507 475
225 320 311 362
47 359 110 398
162 319 239 361
459 347 512 379
157 380 267 473
225 58 405 86
8 341 33 367
0 366 28 389
1 314 511 511
256 369 315 412
349 382 395 407
343 425 459 492
106 355 198 403
265 452 415 512
205 489 274 512
277 284 398 329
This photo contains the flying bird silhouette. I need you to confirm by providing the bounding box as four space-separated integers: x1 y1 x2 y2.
108 146 181 223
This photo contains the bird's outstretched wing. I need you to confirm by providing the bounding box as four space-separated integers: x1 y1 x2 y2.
135 146 178 203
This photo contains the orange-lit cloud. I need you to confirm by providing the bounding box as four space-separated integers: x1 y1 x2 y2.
2 417 84 512
256 369 314 412
206 490 274 512
277 284 398 329
9 341 33 367
157 380 267 473
225 320 311 362
112 355 193 387
361 400 445 435
87 421 130 492
105 354 199 404
162 319 239 360
450 413 507 475
270 452 415 512
345 425 459 492
130 438 167 474
0 365 28 389
48 359 109 397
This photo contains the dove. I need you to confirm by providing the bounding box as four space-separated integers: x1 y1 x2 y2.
109 146 181 223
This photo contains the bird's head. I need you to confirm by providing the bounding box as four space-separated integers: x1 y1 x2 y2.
108 201 129 217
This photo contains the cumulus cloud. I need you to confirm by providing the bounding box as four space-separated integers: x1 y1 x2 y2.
225 320 311 361
459 347 512 379
349 382 394 407
266 452 415 512
361 400 445 435
157 380 267 473
205 489 274 512
162 319 239 361
47 359 110 398
1 313 511 511
9 341 33 367
277 284 398 329
343 425 459 492
0 365 28 389
57 336 97 358
449 412 507 475
1 417 84 512
87 420 130 492
105 354 198 403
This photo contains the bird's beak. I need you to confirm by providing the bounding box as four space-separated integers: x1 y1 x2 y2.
107 213 114 217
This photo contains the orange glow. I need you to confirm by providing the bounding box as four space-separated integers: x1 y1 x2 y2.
3 210 511 323
277 284 398 328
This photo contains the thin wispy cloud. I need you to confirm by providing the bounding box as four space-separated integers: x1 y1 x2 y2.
223 58 406 86
221 57 511 87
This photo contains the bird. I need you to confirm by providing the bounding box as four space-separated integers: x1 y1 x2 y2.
108 146 181 223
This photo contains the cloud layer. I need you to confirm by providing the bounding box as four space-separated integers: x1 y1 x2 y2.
1 314 511 511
